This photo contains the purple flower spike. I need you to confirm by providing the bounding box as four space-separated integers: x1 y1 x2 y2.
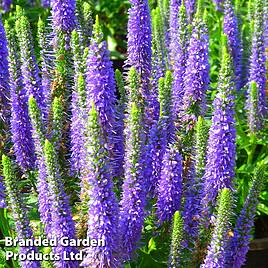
172 1 189 117
182 163 200 251
156 145 183 223
15 12 45 115
181 16 210 123
201 45 236 216
0 15 10 125
28 96 51 236
224 0 243 90
44 140 79 268
127 0 152 100
51 0 76 33
86 18 117 176
5 22 36 172
265 2 268 47
81 103 119 268
169 0 182 65
119 100 147 261
247 0 267 123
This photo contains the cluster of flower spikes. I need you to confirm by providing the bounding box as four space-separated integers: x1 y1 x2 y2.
28 96 78 268
2 155 41 268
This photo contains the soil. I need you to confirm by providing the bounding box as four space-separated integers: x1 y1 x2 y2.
244 215 268 267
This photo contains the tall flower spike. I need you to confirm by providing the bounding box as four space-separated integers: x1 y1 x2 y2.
201 43 236 216
223 0 243 90
201 188 234 268
225 164 266 268
2 155 41 268
71 74 87 176
181 120 209 255
156 145 183 223
28 96 51 236
147 71 172 194
114 69 127 182
81 103 119 268
51 0 76 34
119 81 146 260
5 21 36 172
172 0 189 118
15 9 45 114
37 17 52 117
149 72 172 194
0 15 9 127
70 30 87 176
86 16 117 176
169 0 182 65
247 0 267 125
168 211 184 268
44 140 78 268
127 0 152 101
180 10 209 140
